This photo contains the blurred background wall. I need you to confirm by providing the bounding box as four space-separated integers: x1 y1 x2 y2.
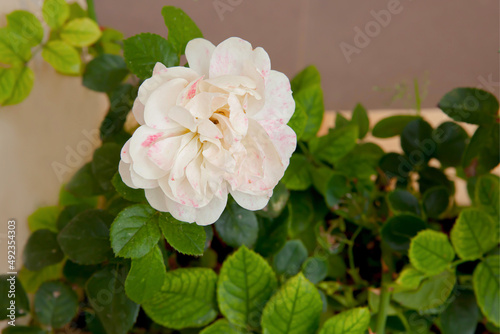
95 0 500 110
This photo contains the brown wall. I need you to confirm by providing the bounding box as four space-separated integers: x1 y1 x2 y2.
95 0 499 110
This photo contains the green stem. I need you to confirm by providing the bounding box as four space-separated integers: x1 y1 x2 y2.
86 0 98 23
347 226 365 285
375 243 393 334
414 78 421 116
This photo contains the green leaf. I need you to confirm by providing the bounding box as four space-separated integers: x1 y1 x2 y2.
440 289 479 334
123 32 179 79
287 191 314 237
215 200 258 248
28 206 60 233
393 270 456 312
100 28 124 55
68 2 87 20
58 209 114 264
0 67 16 105
60 18 102 47
378 152 412 187
18 263 63 293
59 184 98 207
34 281 78 329
273 240 308 277
143 268 218 329
291 65 321 93
409 230 455 275
318 307 370 334
200 319 244 334
372 115 420 138
335 113 350 129
2 66 34 106
254 209 289 257
42 0 70 29
309 165 334 196
463 125 500 174
2 327 46 334
475 174 499 222
294 84 324 141
335 143 384 179
0 275 30 320
218 246 278 329
351 103 369 139
281 154 312 190
111 172 146 203
0 28 31 65
91 143 121 192
438 88 499 125
56 204 92 231
261 273 322 334
42 40 81 75
83 54 128 92
161 6 203 55
473 255 500 327
257 182 289 218
387 190 420 215
325 173 349 208
287 104 308 140
434 122 469 167
400 119 434 165
23 229 64 271
100 84 137 141
381 214 427 251
309 124 358 164
86 265 140 334
418 166 454 195
422 186 450 219
6 10 43 46
395 267 426 291
125 245 166 304
62 260 101 287
302 256 328 284
66 163 103 197
450 208 497 260
159 213 206 255
110 204 162 258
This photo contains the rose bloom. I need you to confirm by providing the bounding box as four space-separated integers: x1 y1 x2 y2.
119 37 296 225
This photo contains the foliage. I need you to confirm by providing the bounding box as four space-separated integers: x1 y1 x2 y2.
2 3 499 334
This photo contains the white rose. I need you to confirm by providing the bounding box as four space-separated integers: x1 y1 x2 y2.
119 37 296 225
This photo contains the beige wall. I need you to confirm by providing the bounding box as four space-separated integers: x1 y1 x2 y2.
96 0 500 110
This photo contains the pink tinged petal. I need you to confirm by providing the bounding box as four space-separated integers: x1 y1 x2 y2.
145 187 170 212
251 70 295 124
194 192 228 226
152 62 168 75
205 75 257 90
168 106 197 132
198 119 223 140
184 92 224 119
177 76 204 106
132 98 145 125
165 195 196 223
118 160 136 188
228 93 248 136
129 126 169 179
185 38 216 77
147 135 184 171
144 78 189 129
138 67 199 105
169 136 201 181
209 37 254 78
253 47 271 81
121 139 132 163
185 154 203 194
258 120 297 168
230 190 270 211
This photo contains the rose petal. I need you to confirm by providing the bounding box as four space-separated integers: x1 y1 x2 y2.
230 190 269 211
185 38 216 77
258 120 297 168
132 98 145 125
139 67 199 105
209 37 254 78
194 194 228 226
144 78 189 129
251 70 295 124
129 126 169 179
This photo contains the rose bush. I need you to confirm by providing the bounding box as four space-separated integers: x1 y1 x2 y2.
1 3 499 334
119 37 296 225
